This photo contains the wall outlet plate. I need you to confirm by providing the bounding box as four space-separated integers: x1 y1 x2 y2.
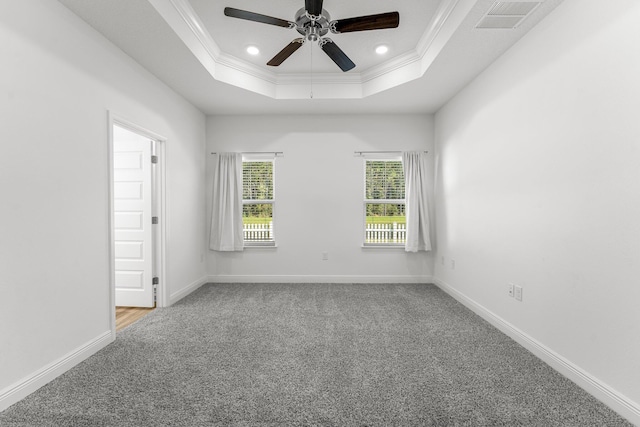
515 285 523 301
508 283 514 297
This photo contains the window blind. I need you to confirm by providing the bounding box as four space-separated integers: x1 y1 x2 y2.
243 161 273 201
365 160 405 200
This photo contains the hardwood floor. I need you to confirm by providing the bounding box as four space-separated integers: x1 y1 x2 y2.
116 306 155 331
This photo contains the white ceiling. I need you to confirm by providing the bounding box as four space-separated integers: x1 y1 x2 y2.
56 0 564 115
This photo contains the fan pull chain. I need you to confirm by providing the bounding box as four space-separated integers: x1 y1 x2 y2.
310 42 313 99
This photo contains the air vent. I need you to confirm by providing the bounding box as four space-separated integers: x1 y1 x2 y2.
476 1 542 29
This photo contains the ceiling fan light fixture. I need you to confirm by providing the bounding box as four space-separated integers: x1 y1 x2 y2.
375 45 389 55
246 45 260 55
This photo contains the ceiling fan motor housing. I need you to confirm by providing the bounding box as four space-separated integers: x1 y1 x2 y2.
295 8 330 41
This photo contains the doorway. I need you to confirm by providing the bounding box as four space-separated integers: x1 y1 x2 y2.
109 115 165 329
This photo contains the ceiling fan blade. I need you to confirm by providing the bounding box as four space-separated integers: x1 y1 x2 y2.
331 12 399 33
305 0 324 17
319 38 355 72
224 7 294 28
267 39 305 66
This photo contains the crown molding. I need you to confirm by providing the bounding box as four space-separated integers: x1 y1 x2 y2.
148 0 477 100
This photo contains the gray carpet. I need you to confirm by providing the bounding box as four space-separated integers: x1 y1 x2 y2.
0 283 631 426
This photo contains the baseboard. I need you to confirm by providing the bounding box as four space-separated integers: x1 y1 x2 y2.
168 275 208 306
0 330 113 413
207 275 434 284
432 277 640 426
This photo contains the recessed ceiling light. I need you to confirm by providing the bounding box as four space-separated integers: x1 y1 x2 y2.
375 45 389 55
246 46 260 55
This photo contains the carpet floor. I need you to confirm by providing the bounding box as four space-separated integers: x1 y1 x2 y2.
0 283 631 426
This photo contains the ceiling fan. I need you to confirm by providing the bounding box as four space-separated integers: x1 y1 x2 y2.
224 0 400 72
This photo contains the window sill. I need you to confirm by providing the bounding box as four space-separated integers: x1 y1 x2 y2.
361 244 405 250
243 244 277 249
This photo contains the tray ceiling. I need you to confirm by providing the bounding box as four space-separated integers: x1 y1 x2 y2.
56 0 565 114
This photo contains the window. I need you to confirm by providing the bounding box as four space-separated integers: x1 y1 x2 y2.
242 159 275 246
364 159 406 245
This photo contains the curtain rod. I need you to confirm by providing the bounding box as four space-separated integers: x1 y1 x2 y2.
354 150 428 157
210 151 284 157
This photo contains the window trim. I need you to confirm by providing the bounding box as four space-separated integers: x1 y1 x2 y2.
242 157 276 247
362 157 406 247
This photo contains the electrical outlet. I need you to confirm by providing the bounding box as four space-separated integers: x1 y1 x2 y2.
451 259 456 270
515 285 523 301
508 283 514 297
322 252 329 261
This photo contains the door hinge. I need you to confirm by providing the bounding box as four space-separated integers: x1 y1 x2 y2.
151 155 158 164
152 277 159 305
152 216 158 225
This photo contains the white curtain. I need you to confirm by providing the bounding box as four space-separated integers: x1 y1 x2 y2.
209 153 244 251
403 151 432 252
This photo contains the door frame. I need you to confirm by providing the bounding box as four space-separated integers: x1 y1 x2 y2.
107 112 167 335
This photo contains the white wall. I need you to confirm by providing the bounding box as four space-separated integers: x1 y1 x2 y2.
0 0 206 409
434 0 640 422
206 114 434 282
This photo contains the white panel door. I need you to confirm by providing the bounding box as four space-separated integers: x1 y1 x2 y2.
113 125 154 307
